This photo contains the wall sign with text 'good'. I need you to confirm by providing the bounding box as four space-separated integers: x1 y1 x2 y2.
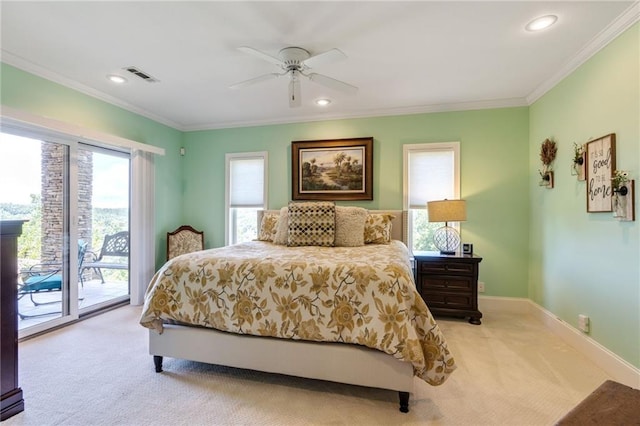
586 133 616 213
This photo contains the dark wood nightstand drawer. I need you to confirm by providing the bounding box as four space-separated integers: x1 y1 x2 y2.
422 276 473 291
419 261 474 275
421 291 474 310
413 252 483 325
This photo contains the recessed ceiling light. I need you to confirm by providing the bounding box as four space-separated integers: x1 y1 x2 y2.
107 74 127 84
316 99 331 106
525 15 558 32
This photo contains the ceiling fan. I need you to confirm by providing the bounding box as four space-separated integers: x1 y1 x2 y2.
229 46 358 107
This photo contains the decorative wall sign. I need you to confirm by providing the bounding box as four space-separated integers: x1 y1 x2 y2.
291 137 373 201
586 134 616 212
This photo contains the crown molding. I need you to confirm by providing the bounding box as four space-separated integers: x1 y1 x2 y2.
526 2 640 104
183 97 528 131
5 48 524 133
1 51 186 131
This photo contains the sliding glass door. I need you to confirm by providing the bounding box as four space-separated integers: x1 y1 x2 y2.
1 132 131 335
77 145 130 313
1 132 72 332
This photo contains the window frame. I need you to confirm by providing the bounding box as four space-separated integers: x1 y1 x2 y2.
402 142 460 251
224 151 268 246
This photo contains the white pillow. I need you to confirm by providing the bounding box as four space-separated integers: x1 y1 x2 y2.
273 206 289 245
334 206 367 247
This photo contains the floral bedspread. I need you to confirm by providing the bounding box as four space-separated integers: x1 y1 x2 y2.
139 241 456 385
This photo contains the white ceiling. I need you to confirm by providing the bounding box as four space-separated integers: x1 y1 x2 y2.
1 1 637 131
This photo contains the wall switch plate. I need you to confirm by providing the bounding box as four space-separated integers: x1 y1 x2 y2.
478 281 485 293
578 314 590 333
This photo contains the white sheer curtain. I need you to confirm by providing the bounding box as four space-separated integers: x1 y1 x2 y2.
129 149 156 305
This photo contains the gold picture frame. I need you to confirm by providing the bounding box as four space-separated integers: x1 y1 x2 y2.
291 137 373 201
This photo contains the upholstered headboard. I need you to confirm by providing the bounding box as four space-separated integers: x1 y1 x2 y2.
257 208 408 245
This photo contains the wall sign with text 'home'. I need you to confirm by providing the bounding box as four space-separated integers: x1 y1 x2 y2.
586 133 616 213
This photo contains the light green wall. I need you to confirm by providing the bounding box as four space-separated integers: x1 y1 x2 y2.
183 108 530 298
1 63 184 267
529 23 639 368
2 22 637 370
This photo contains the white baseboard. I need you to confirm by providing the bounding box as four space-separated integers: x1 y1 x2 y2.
479 296 640 389
479 295 532 313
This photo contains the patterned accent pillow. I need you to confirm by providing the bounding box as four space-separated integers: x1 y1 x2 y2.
334 206 367 247
287 201 336 247
364 213 395 244
257 212 279 242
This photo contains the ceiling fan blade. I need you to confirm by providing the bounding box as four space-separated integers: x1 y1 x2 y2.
307 73 358 94
229 73 280 89
289 76 301 108
302 48 347 69
237 46 283 66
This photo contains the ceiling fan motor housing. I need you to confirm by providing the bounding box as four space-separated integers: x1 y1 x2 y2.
279 47 310 70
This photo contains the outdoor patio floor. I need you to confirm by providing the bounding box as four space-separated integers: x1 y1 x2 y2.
17 278 129 331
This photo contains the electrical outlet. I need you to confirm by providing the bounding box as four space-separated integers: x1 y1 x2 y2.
578 314 590 333
478 281 485 293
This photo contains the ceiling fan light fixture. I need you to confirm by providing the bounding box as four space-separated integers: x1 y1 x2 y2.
107 74 127 84
525 15 558 32
316 99 331 106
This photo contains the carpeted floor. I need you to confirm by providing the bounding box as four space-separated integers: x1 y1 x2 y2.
5 305 615 425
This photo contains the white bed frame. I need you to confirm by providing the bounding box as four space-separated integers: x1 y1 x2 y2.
149 210 415 412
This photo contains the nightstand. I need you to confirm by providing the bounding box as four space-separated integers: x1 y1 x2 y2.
413 251 483 325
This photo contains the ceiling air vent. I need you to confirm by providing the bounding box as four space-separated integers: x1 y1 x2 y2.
124 66 159 83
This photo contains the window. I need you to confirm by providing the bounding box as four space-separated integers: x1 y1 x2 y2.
403 142 460 251
225 152 268 245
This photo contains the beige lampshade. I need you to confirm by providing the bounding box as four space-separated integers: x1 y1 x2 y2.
427 199 467 222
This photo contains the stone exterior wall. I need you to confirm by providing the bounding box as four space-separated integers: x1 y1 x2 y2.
40 143 92 265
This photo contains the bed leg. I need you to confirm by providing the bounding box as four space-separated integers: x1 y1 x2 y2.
399 391 410 413
153 355 163 373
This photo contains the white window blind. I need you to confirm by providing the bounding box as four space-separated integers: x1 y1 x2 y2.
408 149 455 208
229 156 265 207
225 152 268 245
403 142 460 251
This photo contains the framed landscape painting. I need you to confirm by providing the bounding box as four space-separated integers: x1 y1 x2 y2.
291 137 373 200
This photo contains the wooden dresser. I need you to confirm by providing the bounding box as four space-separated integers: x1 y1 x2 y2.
1 220 26 420
413 251 483 325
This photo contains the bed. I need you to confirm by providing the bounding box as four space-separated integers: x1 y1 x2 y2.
140 204 456 412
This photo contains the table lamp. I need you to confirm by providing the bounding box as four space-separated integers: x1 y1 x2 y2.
427 199 466 255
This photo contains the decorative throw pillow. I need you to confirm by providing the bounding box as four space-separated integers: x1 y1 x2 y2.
257 211 279 242
287 201 336 247
334 206 367 247
364 213 395 244
273 207 289 245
